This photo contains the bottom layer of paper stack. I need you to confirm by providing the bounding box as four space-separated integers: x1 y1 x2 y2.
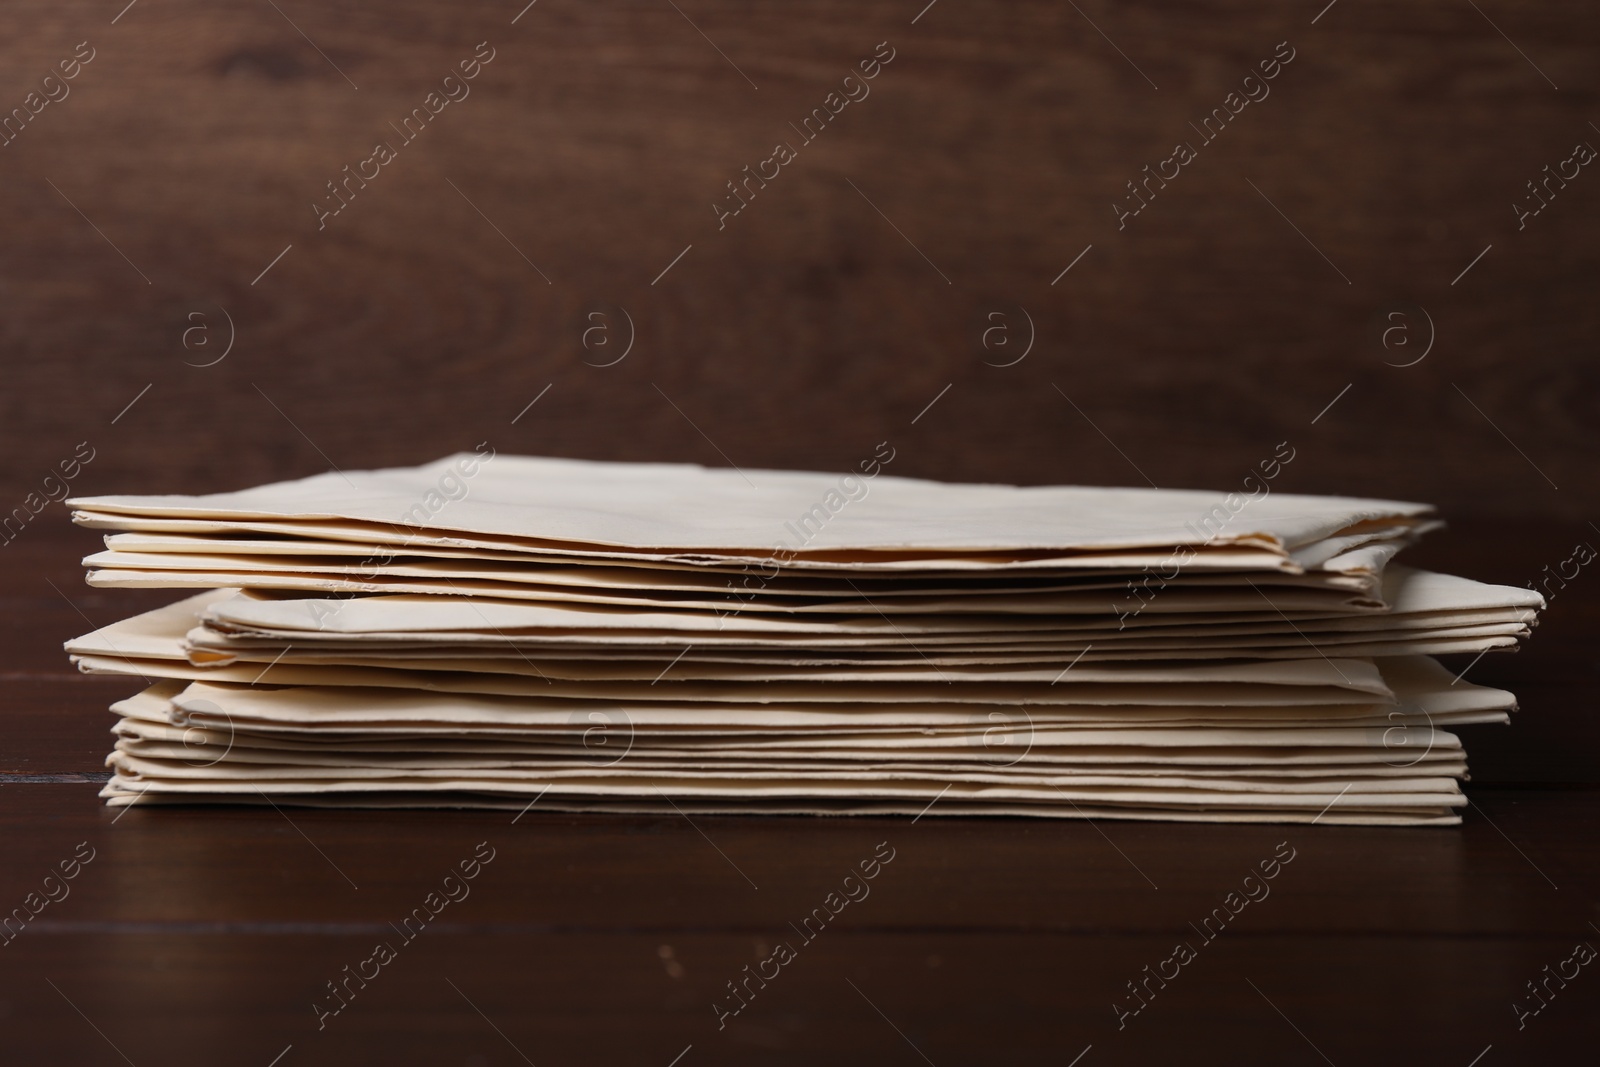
74 584 1530 826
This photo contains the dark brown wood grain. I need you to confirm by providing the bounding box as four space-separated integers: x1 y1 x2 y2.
0 780 1596 1065
0 1 1593 523
1 1 1597 1061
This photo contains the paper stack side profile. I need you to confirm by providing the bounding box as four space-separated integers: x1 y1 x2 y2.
65 453 1543 826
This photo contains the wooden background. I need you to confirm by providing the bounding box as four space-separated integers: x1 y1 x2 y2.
1 2 1597 1063
0 0 1593 519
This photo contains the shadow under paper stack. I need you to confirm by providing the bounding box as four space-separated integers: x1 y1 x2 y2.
65 453 1543 825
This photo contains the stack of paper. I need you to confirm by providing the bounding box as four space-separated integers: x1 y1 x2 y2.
66 454 1542 825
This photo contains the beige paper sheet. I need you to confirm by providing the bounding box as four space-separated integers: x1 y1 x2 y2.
95 787 1462 826
70 453 1434 555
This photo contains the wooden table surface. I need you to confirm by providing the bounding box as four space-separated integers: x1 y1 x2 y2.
1 521 1594 1065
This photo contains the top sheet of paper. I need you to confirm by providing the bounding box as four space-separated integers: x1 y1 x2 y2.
71 453 1432 555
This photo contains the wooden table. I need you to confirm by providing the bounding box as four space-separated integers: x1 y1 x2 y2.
2 521 1594 1065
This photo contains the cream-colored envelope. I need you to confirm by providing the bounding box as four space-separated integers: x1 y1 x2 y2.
71 453 1435 556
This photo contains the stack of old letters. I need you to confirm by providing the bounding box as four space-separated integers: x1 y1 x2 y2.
64 452 1540 825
